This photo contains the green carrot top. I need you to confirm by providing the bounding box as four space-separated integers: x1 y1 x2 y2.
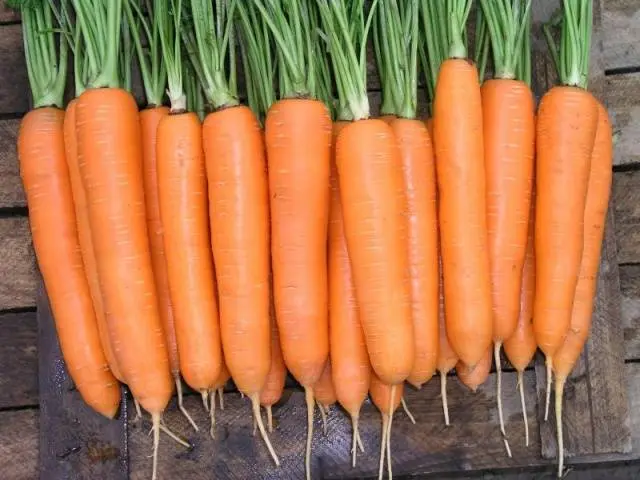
544 0 592 89
8 0 68 108
316 0 378 121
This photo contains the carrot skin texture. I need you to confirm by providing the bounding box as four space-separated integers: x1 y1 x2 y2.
140 106 180 378
391 117 439 388
436 254 458 375
329 121 371 416
504 195 537 372
315 360 337 407
205 105 271 396
482 79 535 343
434 59 493 368
266 98 332 387
369 375 403 413
20 107 121 418
533 87 599 358
156 112 222 392
336 119 414 385
64 100 124 384
456 346 492 393
553 101 613 380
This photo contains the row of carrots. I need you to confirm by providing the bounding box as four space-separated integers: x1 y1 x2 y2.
13 0 612 479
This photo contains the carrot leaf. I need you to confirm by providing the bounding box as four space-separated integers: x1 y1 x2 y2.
10 0 68 108
480 0 532 80
187 0 239 110
420 0 447 114
317 0 378 121
516 4 532 87
125 0 167 107
373 0 419 118
474 4 491 84
236 1 276 125
156 0 186 111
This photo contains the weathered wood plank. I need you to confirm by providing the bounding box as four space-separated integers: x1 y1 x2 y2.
0 24 29 115
0 409 38 480
603 0 640 71
0 311 37 408
0 217 37 310
613 170 640 264
38 284 128 480
0 119 25 208
0 1 19 24
620 264 640 361
607 73 640 167
130 370 540 480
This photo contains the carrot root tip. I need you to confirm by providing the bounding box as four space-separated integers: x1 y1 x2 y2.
176 377 199 432
151 413 161 480
304 387 314 480
401 397 416 424
159 423 191 449
218 387 224 410
317 401 328 435
387 386 396 480
517 370 530 447
251 395 280 466
267 406 273 433
440 371 450 426
545 357 553 422
202 390 210 413
495 343 511 457
556 378 566 478
378 414 388 480
134 398 143 422
209 390 216 439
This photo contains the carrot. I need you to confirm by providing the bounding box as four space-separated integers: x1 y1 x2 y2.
432 0 493 369
456 347 492 393
73 3 173 477
319 0 414 388
369 374 403 480
540 6 603 476
502 21 537 449
534 6 598 429
259 311 287 433
209 361 231 439
255 3 334 475
328 119 371 466
15 1 121 418
479 0 534 456
374 0 439 390
436 255 457 426
64 98 124 384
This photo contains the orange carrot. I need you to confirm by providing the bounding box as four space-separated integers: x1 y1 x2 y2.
64 99 124 384
553 100 613 477
328 121 371 466
259 310 287 433
456 347 492 393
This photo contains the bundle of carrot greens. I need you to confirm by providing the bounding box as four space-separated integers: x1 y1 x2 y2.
11 0 611 478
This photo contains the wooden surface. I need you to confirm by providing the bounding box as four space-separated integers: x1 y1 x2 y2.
0 0 638 479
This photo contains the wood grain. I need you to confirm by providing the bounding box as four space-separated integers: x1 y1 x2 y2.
607 73 640 167
0 311 37 408
0 409 38 480
0 217 37 310
0 118 25 208
602 0 640 71
613 170 640 264
38 284 128 480
0 24 29 115
0 1 19 24
620 264 640 361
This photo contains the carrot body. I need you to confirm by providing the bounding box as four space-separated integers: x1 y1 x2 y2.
314 360 337 408
456 346 492 393
533 87 598 358
64 99 123 383
391 117 439 388
482 79 535 344
504 196 537 372
434 59 492 368
369 375 403 414
156 111 222 393
76 88 172 414
328 121 371 417
436 256 458 374
140 106 180 378
204 105 271 396
266 98 331 387
336 118 414 385
20 107 120 418
554 101 613 380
